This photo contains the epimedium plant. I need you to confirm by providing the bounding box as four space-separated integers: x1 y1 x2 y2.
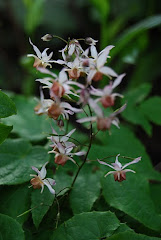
0 35 161 240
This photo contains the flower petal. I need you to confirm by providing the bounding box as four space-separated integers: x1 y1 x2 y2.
43 180 55 194
29 38 41 59
40 162 49 179
122 157 141 170
97 159 115 170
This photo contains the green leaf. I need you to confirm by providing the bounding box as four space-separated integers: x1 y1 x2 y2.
150 182 161 215
108 231 161 240
113 224 133 234
31 187 55 228
51 211 120 240
112 15 161 58
0 213 25 240
121 83 153 135
0 139 49 185
70 164 101 214
0 184 30 224
102 175 161 232
0 123 13 144
0 91 16 118
140 96 161 125
3 95 55 141
89 125 161 180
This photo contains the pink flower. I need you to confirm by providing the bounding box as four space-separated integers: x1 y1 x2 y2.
30 162 56 194
48 128 85 166
98 154 141 182
87 45 118 83
77 99 126 131
90 74 125 108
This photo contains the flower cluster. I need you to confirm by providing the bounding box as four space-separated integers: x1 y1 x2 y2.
28 35 141 193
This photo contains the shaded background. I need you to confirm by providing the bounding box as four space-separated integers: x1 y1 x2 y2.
0 0 161 166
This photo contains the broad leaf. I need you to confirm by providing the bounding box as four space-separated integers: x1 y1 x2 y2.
70 164 101 214
0 123 13 144
3 95 55 141
0 91 16 118
31 187 55 228
0 184 30 224
108 231 161 240
102 175 161 232
51 211 120 240
140 96 161 125
89 125 161 180
0 213 25 240
0 139 49 185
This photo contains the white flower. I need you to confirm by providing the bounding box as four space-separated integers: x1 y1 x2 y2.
48 128 85 166
90 74 125 108
27 38 55 68
48 100 82 120
34 88 53 115
30 162 56 194
36 68 79 99
87 45 118 83
98 154 141 182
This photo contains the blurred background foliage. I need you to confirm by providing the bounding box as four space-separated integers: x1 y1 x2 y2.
0 0 161 164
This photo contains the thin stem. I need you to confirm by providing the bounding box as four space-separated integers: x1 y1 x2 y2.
50 133 89 147
70 105 93 189
55 196 60 229
52 35 68 44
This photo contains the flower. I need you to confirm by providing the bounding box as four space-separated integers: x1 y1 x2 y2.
87 45 118 83
34 88 53 115
36 68 80 99
30 162 56 194
27 38 55 68
90 74 125 108
77 99 126 131
98 154 141 182
48 128 86 166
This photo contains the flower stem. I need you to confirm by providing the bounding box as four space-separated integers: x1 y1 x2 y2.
70 105 93 189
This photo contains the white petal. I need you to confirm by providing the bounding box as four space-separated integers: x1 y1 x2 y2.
68 44 75 55
112 73 125 89
87 69 97 83
46 178 56 186
77 116 97 123
104 171 116 177
90 45 98 58
43 180 55 194
97 45 114 68
100 66 118 77
61 128 76 142
114 154 122 168
88 98 103 117
29 38 41 59
122 157 141 170
124 169 136 173
97 159 115 170
31 166 40 175
59 70 68 83
40 162 48 179
110 104 127 118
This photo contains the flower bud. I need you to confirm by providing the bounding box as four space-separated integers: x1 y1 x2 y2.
85 37 98 45
41 34 53 41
